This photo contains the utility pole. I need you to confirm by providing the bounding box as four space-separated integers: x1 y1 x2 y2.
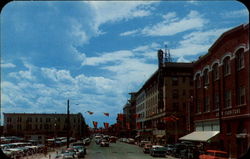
67 99 70 148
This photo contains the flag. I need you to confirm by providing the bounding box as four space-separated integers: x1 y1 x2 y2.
87 111 93 115
104 122 109 129
93 121 98 128
170 115 179 121
163 117 175 122
104 112 109 117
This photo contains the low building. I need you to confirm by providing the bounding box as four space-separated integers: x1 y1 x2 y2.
3 113 87 140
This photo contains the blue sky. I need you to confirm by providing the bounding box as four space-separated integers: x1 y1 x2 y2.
1 1 248 127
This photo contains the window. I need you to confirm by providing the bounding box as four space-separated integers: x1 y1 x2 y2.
196 99 201 113
224 90 231 108
212 64 219 80
236 49 244 70
46 118 51 123
172 77 178 86
214 93 219 110
27 117 32 122
237 87 245 105
204 97 210 112
172 89 179 99
182 90 186 96
223 57 230 76
7 117 12 122
17 117 22 122
173 103 179 111
40 118 42 122
196 74 201 88
182 77 186 83
203 69 209 85
226 124 231 134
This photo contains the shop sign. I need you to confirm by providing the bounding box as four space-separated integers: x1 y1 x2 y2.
216 108 241 117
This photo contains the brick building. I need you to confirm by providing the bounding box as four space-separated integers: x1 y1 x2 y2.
135 50 194 144
190 23 249 158
3 113 87 140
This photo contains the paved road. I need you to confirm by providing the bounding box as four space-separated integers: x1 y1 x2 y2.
22 140 178 159
85 141 177 159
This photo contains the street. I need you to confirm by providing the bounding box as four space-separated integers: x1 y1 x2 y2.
24 140 178 159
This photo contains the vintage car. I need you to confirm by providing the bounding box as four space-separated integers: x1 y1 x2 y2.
143 144 153 153
109 136 117 143
199 150 229 159
149 145 167 157
139 140 151 147
100 139 109 147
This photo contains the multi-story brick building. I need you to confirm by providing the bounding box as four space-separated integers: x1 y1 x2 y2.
3 113 87 140
135 50 194 144
190 23 249 158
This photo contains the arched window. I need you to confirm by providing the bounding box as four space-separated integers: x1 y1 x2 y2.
223 57 230 76
195 74 201 88
203 69 209 85
212 64 219 81
236 48 244 70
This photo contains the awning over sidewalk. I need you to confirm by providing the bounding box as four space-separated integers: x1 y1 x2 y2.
156 135 164 138
179 131 219 142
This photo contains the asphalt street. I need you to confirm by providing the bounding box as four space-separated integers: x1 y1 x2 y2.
84 141 177 159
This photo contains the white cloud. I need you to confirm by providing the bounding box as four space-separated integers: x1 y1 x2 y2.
221 9 249 18
171 28 230 57
142 10 207 36
82 50 133 66
1 62 16 68
120 29 139 36
86 1 156 33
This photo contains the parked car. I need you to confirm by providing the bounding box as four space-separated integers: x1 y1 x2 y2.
139 140 151 147
164 144 174 155
83 138 91 146
100 139 109 147
73 145 86 155
199 150 229 159
128 138 135 144
110 136 117 143
150 145 167 157
143 144 153 153
172 143 187 158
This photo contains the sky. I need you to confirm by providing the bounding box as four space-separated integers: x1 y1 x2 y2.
1 0 249 127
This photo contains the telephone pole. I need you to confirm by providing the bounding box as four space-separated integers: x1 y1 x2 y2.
67 99 70 148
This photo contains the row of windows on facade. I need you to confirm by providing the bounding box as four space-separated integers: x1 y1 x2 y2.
196 87 246 113
195 49 245 86
171 77 193 86
6 124 79 130
6 117 80 123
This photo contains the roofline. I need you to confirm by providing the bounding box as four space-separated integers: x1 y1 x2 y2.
195 23 249 64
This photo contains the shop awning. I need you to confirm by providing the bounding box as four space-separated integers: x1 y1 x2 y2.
156 134 164 138
179 131 219 142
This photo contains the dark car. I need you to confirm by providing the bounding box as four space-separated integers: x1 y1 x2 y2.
172 143 187 158
100 139 109 147
164 144 174 155
150 145 167 157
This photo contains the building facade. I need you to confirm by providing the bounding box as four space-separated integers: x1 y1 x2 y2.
3 113 87 139
135 53 194 144
193 23 249 158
